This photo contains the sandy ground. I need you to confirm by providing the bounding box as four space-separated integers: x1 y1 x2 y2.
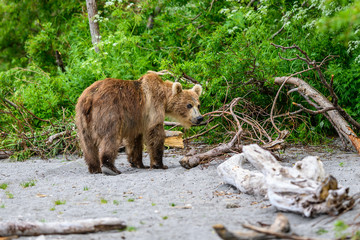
0 144 360 240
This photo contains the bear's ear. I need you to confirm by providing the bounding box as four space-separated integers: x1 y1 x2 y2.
172 82 183 95
192 84 202 96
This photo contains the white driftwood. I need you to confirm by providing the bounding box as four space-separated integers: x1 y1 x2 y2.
217 152 325 197
217 144 355 217
275 77 360 154
217 154 267 196
0 218 126 237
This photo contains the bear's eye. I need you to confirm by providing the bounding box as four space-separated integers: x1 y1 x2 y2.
187 104 193 109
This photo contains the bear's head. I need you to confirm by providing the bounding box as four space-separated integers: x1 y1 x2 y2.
166 82 203 129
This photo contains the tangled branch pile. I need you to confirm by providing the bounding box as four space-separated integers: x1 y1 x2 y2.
0 99 79 160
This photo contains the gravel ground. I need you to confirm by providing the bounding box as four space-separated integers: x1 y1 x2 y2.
0 144 360 240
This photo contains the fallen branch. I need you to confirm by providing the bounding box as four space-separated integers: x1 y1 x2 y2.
46 131 67 144
275 77 360 154
0 101 79 160
179 130 242 169
242 223 325 240
180 95 293 169
0 218 126 237
214 213 325 240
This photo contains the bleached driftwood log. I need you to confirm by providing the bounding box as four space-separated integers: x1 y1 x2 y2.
217 144 356 217
217 154 267 196
0 218 126 237
275 77 360 154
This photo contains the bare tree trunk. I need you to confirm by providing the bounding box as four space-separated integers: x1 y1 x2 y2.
275 77 360 154
86 0 100 52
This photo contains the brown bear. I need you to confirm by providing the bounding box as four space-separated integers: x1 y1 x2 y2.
75 73 203 175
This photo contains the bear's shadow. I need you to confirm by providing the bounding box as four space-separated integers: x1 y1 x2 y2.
114 152 181 174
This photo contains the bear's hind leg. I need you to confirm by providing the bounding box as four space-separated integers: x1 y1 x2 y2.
145 124 168 169
99 139 121 175
80 134 101 174
85 151 102 174
126 134 146 168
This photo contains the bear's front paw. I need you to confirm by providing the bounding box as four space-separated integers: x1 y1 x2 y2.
130 162 150 169
151 164 168 170
88 166 102 174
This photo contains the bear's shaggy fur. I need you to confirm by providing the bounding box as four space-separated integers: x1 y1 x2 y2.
75 73 203 175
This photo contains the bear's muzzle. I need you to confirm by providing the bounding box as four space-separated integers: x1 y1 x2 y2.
196 116 204 124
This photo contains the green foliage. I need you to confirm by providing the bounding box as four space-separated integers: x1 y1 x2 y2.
334 220 349 239
0 183 8 190
54 200 66 205
316 228 328 235
5 191 13 199
20 179 37 188
352 231 360 240
124 226 137 232
1 0 360 157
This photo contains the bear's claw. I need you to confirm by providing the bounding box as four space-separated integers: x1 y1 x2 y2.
101 165 121 175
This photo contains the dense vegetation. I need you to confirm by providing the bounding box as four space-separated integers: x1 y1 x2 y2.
1 0 359 159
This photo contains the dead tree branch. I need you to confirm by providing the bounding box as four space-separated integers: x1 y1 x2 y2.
271 43 360 152
0 101 79 160
179 129 242 169
214 213 325 240
180 97 290 169
275 77 360 154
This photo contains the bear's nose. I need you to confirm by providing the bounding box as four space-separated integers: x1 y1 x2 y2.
196 116 204 124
